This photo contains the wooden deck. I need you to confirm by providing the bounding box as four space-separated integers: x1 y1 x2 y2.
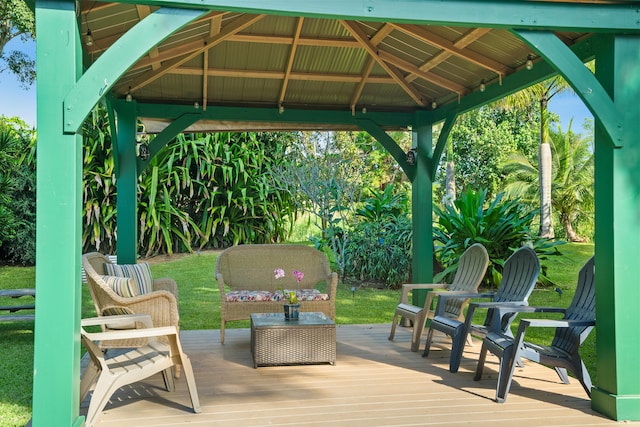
84 324 627 427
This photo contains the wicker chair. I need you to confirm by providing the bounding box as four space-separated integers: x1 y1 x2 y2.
82 252 180 348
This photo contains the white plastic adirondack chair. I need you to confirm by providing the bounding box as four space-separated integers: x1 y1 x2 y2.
475 256 595 402
423 246 540 373
80 314 201 427
389 243 489 351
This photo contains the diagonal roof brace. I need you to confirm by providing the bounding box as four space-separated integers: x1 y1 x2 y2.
514 29 624 148
62 7 208 134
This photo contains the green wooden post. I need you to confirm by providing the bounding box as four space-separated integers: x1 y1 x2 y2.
32 1 84 425
590 34 640 422
113 100 139 264
411 111 434 307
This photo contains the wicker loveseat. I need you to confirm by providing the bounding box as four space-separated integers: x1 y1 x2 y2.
215 244 338 343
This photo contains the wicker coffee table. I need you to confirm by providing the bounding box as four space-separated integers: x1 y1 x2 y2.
250 312 336 368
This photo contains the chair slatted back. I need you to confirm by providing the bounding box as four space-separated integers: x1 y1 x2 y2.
494 246 540 303
488 246 540 330
443 243 490 317
552 256 595 354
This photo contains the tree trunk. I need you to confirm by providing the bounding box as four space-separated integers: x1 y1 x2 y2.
562 214 586 242
538 100 554 238
445 161 456 207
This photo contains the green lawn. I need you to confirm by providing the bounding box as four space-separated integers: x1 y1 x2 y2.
0 243 594 427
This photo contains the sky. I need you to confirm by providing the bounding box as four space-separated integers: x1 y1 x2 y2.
0 39 593 132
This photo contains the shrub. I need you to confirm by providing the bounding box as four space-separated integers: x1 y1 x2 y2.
0 117 36 265
343 185 412 288
433 188 562 288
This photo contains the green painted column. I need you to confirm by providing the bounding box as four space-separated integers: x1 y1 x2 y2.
590 34 640 422
411 112 434 307
32 1 84 426
113 100 139 264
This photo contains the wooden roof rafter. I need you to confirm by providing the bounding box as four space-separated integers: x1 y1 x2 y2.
340 20 426 107
350 23 394 114
200 13 222 110
278 17 304 110
123 13 264 95
393 24 512 77
170 67 397 84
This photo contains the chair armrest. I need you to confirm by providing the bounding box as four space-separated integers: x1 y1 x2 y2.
83 325 178 342
467 301 532 333
215 273 227 296
432 291 494 317
81 314 153 329
399 283 449 304
511 317 596 350
326 272 338 299
520 318 595 329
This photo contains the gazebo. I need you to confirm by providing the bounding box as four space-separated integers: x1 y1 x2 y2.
30 1 640 425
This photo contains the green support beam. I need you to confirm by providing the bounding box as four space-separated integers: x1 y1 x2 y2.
137 104 416 130
113 100 139 263
356 118 415 181
63 7 209 133
112 0 640 32
514 30 623 147
140 114 203 171
411 111 435 307
429 112 458 181
590 34 640 422
32 1 84 426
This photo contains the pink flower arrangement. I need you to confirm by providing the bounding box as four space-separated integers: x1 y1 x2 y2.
274 268 304 303
292 270 304 283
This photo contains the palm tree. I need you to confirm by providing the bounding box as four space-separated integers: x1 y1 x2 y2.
502 120 593 242
498 75 573 238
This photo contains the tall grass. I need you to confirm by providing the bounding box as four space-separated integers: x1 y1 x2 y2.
0 243 594 427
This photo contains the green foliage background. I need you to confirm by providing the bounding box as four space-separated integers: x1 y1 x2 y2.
0 117 36 264
81 108 297 255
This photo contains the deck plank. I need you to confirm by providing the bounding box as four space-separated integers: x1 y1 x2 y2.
84 324 629 427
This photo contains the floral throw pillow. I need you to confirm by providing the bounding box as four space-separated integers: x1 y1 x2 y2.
104 262 153 294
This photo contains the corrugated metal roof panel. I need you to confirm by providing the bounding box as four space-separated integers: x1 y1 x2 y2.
80 2 595 121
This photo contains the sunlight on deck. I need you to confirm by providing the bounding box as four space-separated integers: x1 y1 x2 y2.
82 324 623 427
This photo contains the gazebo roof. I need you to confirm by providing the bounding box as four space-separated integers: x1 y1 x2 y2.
79 1 604 131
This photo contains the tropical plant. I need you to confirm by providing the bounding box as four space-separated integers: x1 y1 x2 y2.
344 185 412 288
497 75 579 238
138 132 297 255
502 120 594 242
0 116 36 264
82 107 117 253
82 106 297 255
433 187 562 288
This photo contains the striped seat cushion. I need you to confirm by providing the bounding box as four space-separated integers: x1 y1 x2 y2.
100 275 141 297
104 262 153 294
